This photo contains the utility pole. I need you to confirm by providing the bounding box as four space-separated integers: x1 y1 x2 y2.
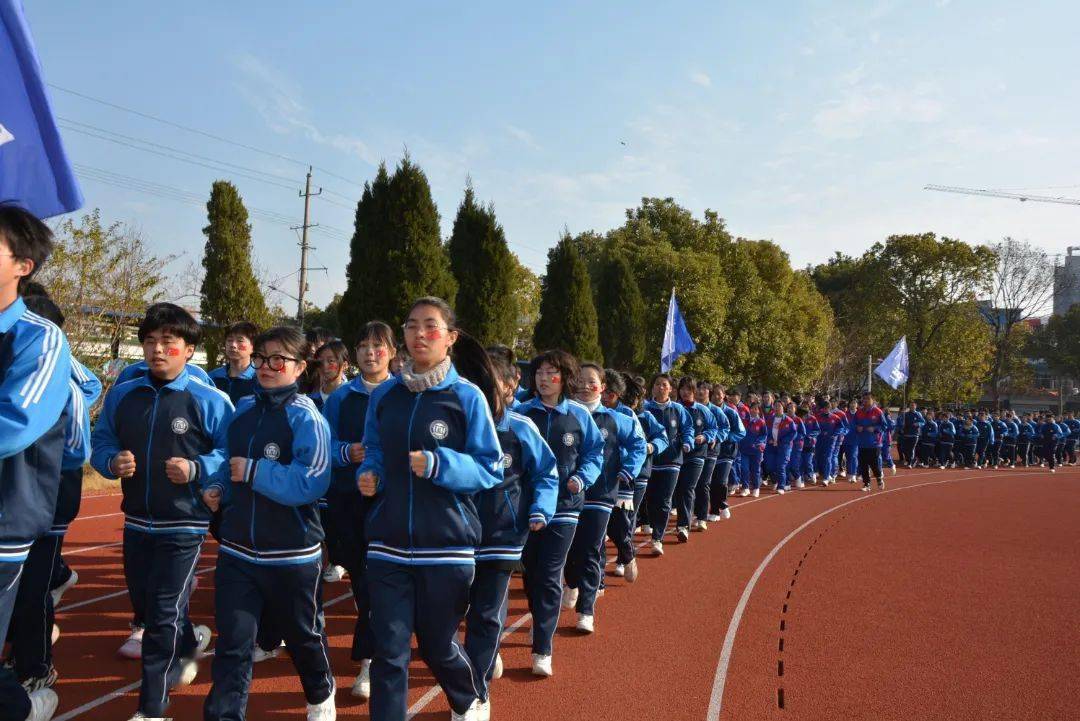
294 166 321 327
867 354 873 394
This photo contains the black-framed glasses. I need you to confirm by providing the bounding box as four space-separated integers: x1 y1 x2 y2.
251 353 301 371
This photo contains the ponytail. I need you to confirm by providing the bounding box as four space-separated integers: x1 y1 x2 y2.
452 331 504 421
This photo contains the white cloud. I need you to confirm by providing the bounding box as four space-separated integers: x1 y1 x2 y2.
506 125 541 151
233 53 376 164
690 71 712 88
813 82 944 140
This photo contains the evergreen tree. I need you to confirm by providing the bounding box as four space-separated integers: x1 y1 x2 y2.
447 183 515 344
339 163 391 346
200 181 270 366
534 235 602 361
595 247 646 370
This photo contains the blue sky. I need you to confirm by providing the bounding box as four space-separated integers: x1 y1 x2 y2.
25 1 1080 309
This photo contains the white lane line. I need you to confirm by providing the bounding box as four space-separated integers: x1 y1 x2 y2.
72 511 123 522
57 567 215 613
65 541 122 556
704 469 1050 721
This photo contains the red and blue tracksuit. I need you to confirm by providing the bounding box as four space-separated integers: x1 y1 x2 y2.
739 418 768 491
465 410 557 702
641 400 694 541
853 406 886 484
786 416 806 486
358 364 504 720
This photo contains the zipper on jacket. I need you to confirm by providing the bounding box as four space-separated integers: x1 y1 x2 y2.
405 391 424 552
246 408 266 550
145 390 160 522
503 490 519 533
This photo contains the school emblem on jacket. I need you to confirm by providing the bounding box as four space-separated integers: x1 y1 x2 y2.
263 443 281 460
502 452 513 468
430 420 449 440
670 419 677 428
601 428 609 440
171 417 189 434
562 432 575 447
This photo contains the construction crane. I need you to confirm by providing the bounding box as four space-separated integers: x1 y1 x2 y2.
925 184 1080 205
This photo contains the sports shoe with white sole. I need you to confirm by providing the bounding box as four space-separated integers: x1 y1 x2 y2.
322 565 346 583
51 623 60 645
640 524 653 536
861 484 870 492
575 613 594 634
890 466 897 475
751 489 760 498
878 479 885 490
613 563 625 577
776 488 786 495
253 641 284 663
706 513 721 522
492 653 503 680
676 527 689 543
179 659 198 686
350 659 371 698
624 558 639 583
740 488 751 497
796 480 805 489
307 692 337 720
561 586 578 610
21 666 59 692
476 698 492 721
118 625 144 659
26 689 59 721
651 540 664 556
693 520 707 531
50 570 78 608
721 507 731 520
531 653 553 677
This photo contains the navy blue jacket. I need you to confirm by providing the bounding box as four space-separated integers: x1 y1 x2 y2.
616 403 668 484
359 364 503 565
586 403 646 510
681 401 718 460
957 424 979 445
975 419 995 444
117 360 212 386
208 363 257 405
643 400 694 470
91 367 233 535
0 298 72 562
1066 419 1080 440
476 410 558 563
50 359 103 535
205 384 331 564
939 420 956 442
518 396 604 526
323 376 388 497
704 402 730 459
1019 421 1036 441
900 410 925 437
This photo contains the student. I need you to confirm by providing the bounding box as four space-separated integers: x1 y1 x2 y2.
208 321 259 404
798 407 818 485
1000 412 1019 468
673 377 716 541
708 385 744 519
464 353 557 715
517 350 603 677
300 327 335 395
938 413 956 469
695 383 732 525
114 315 214 388
7 290 100 697
320 322 397 696
90 303 231 720
853 393 886 491
917 411 939 467
310 339 349 412
357 297 504 720
738 403 768 497
899 402 925 467
201 326 335 721
956 418 979 469
1040 414 1060 473
842 400 860 481
1018 414 1036 467
831 402 849 482
879 406 896 475
813 403 838 484
786 401 806 489
563 364 645 632
641 374 693 554
765 402 797 494
607 372 666 581
1065 412 1080 466
0 206 73 721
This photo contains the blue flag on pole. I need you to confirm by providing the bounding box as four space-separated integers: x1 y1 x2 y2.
661 288 695 372
0 0 83 219
874 336 909 390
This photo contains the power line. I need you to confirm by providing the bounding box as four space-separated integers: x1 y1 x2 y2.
48 83 367 189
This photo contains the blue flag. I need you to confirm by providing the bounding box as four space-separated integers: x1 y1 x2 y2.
0 0 83 218
661 288 696 372
874 336 909 390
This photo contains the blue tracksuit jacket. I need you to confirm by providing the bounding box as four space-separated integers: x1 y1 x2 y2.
208 363 257 405
359 364 504 564
643 400 694 471
51 359 103 535
586 404 646 511
322 376 389 496
900 410 925 438
617 403 668 482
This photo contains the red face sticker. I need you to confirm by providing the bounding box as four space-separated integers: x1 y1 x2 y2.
375 348 386 358
166 348 181 357
550 375 561 383
427 329 442 339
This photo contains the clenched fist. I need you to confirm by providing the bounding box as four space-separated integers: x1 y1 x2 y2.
358 471 378 497
348 443 366 463
112 451 136 479
230 457 248 483
203 487 221 512
529 520 546 532
567 477 583 494
409 451 429 477
164 457 191 484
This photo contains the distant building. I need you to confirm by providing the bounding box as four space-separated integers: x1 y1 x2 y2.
1053 246 1080 315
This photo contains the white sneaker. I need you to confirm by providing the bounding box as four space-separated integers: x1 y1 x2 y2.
624 558 639 583
651 540 664 556
861 485 870 492
51 623 60 645
669 509 678 517
751 489 760 498
777 488 786 495
890 466 897 475
694 520 707 531
721 507 731 520
676 527 689 543
640 524 653 536
561 586 578 610
706 514 721 522
322 565 346 583
253 641 284 663
350 659 371 698
613 563 625 577
118 625 144 659
531 653 553 677
179 659 198 685
1050 468 1056 473
26 689 59 721
878 479 885 490
50 570 78 608
575 613 594 634
306 692 337 720
838 471 847 479
740 488 751 497
796 480 805 489
476 698 491 721
492 653 503 680
848 477 856 484
193 624 212 657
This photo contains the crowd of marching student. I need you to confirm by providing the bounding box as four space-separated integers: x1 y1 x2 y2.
2 206 1078 721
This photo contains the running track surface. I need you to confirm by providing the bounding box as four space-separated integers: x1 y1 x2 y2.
38 466 1080 720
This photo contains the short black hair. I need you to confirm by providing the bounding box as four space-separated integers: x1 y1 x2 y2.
603 369 625 397
138 302 201 345
22 282 65 327
225 321 259 342
315 339 350 366
0 204 54 289
529 349 579 400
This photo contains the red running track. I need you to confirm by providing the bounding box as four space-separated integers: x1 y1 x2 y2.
38 466 1080 720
